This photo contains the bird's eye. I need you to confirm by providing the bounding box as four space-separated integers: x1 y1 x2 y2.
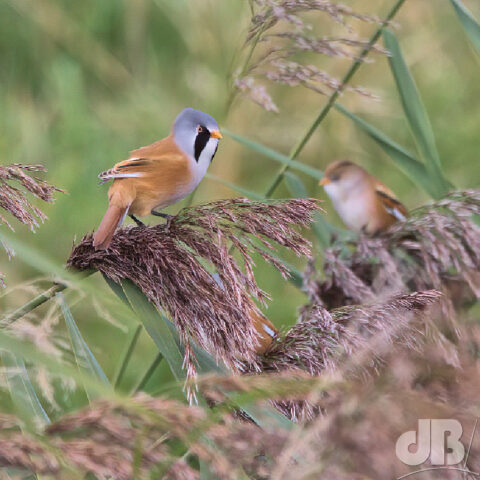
330 173 340 181
197 125 205 133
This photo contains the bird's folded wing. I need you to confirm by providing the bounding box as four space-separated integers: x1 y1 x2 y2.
375 182 408 222
98 157 152 183
98 137 186 184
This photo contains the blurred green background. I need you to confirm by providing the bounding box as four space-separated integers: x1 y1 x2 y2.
0 0 479 404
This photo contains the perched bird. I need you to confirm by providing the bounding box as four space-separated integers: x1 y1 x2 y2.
251 310 278 355
319 160 408 235
93 108 222 250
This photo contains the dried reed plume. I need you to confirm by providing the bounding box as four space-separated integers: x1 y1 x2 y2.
68 198 320 380
0 164 63 285
247 290 443 421
233 0 383 111
4 334 480 480
3 317 480 479
272 331 480 479
309 190 480 316
0 394 288 480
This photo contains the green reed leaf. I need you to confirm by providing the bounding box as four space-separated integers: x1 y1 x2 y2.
383 29 451 197
224 128 323 181
335 103 440 199
121 279 186 381
450 0 480 54
206 173 264 200
57 293 109 401
0 332 115 400
1 352 50 431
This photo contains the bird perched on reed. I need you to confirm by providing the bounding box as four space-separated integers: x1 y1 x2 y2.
251 310 278 355
93 108 222 250
319 160 408 235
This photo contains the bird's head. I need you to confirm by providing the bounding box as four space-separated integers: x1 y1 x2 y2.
173 108 222 163
319 160 369 201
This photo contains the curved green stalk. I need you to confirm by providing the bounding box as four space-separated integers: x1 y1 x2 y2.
264 0 408 198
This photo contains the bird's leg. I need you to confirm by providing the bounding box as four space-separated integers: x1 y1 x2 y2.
151 210 174 232
129 214 145 227
151 210 173 220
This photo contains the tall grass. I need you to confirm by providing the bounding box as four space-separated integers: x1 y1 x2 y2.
1 0 480 478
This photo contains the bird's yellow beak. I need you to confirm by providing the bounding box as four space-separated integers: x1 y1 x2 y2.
210 130 223 139
319 176 331 186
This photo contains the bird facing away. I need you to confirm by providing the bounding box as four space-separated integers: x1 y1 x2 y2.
319 160 408 235
93 108 222 250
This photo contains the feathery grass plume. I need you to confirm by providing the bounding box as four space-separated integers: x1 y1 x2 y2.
68 198 320 378
233 0 383 111
279 324 480 480
311 190 480 315
0 164 64 286
2 321 480 479
246 290 442 421
0 394 289 480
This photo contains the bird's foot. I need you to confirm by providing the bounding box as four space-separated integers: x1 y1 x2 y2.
151 210 174 233
129 214 145 227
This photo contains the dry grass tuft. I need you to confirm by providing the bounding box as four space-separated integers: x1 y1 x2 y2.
0 164 63 231
234 0 383 111
68 198 320 378
247 289 443 421
0 395 289 480
0 164 63 285
3 317 480 479
310 190 480 315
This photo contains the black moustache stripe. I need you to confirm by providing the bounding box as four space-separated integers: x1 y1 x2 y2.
194 129 211 162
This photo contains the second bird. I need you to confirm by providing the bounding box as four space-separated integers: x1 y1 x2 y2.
320 160 408 235
93 108 222 250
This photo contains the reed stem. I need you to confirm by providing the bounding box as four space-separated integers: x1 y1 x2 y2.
264 0 408 198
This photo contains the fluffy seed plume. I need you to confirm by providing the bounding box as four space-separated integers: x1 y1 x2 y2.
247 290 442 421
0 164 63 285
310 190 480 317
0 394 289 480
233 0 383 111
68 198 320 380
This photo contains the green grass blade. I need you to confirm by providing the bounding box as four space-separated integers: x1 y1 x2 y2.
132 353 164 393
57 293 109 400
113 324 142 388
1 352 50 431
335 103 441 198
224 128 323 181
0 332 115 400
102 273 131 306
383 29 450 196
104 277 222 377
450 0 480 54
284 171 309 198
121 279 186 381
206 173 264 200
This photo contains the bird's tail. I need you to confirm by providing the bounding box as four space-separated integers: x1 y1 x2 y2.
251 311 278 355
93 204 128 250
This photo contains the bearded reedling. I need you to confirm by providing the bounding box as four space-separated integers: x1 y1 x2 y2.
93 108 222 250
320 160 408 235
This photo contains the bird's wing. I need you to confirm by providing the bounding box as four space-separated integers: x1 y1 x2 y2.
98 136 185 184
98 157 153 184
374 181 408 222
